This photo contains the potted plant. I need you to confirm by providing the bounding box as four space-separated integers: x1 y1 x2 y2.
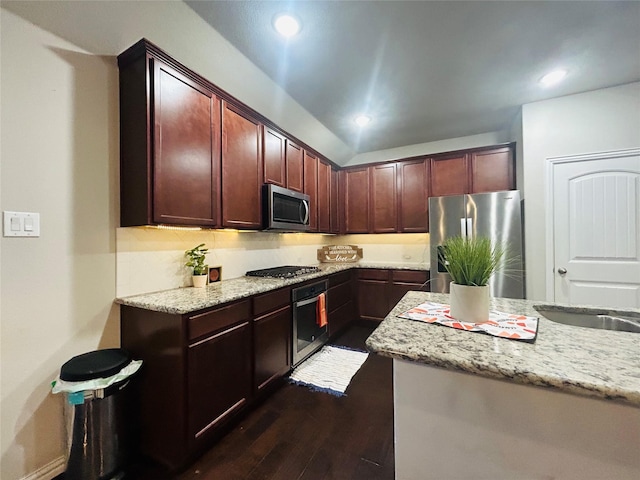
439 235 506 322
185 243 209 288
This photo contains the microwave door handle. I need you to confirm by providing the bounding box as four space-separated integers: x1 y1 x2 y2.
300 199 310 225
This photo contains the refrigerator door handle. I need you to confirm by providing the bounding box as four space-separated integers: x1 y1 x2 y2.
466 218 473 238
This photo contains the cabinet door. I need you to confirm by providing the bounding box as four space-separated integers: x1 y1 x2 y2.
328 300 355 338
317 160 331 233
357 269 391 322
221 102 262 229
153 60 220 226
343 167 370 233
188 321 251 442
304 151 318 232
370 163 398 233
330 167 340 233
254 305 291 393
388 270 430 307
430 153 469 197
263 126 285 187
398 159 429 232
286 141 304 193
471 147 514 193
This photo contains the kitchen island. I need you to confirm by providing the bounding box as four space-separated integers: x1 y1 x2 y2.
366 291 640 480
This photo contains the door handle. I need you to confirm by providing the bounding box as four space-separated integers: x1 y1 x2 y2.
301 199 310 225
295 296 319 308
557 267 567 275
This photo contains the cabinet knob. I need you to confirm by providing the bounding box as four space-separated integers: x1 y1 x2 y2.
557 267 567 275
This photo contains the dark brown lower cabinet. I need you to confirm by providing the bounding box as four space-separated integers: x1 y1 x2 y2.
389 270 430 306
188 321 251 441
119 268 427 471
327 270 355 337
254 304 291 393
357 269 391 322
121 299 254 470
357 269 430 322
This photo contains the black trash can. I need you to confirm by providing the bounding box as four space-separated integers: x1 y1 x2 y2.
60 348 134 480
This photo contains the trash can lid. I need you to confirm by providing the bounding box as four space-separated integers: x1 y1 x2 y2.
60 348 132 382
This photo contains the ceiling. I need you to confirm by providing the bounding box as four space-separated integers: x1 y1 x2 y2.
186 0 640 154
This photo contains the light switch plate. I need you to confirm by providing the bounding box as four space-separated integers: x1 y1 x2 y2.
3 211 40 237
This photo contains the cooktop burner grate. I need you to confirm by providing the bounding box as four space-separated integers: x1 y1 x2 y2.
246 265 321 279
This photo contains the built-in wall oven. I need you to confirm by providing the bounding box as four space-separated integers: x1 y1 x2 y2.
292 280 328 366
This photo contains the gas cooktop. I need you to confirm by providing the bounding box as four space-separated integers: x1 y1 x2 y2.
245 265 321 279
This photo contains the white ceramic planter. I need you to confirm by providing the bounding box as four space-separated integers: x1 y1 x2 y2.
449 282 490 322
192 275 208 288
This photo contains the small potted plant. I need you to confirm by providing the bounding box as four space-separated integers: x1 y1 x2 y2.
185 243 209 288
439 235 506 322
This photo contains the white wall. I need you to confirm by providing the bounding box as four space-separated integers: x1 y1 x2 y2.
0 9 119 479
344 131 512 166
522 82 640 301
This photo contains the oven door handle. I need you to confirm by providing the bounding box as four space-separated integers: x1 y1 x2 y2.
295 296 321 308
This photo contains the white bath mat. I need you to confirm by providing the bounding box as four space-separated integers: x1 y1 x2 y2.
289 345 369 396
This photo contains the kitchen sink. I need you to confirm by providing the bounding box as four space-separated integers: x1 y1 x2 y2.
534 307 640 334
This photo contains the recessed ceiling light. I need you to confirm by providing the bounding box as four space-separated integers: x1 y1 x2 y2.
539 69 568 87
354 115 372 127
273 14 301 38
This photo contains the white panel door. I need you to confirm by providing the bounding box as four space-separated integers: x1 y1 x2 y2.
553 151 640 307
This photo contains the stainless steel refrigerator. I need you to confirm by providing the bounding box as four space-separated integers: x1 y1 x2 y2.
429 190 525 299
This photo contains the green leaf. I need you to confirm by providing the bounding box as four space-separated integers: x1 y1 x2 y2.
439 236 509 286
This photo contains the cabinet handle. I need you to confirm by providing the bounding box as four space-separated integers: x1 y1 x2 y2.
189 321 249 348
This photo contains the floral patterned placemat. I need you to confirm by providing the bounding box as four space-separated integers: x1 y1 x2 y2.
398 301 538 342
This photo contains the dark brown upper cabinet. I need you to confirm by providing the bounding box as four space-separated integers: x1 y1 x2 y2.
262 126 286 187
370 163 398 233
470 146 514 193
330 167 340 234
430 152 469 198
263 127 311 198
398 158 430 232
221 101 263 229
303 151 319 232
430 145 515 197
317 160 331 233
119 48 221 227
286 141 304 193
342 167 370 233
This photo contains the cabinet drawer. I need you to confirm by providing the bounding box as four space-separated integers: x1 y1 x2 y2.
253 287 291 317
328 270 352 287
188 300 251 341
357 269 389 281
328 281 352 313
391 270 429 284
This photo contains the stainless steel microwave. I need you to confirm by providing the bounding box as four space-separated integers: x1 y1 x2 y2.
263 184 311 232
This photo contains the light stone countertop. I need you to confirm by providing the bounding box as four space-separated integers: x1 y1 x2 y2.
365 291 640 407
115 262 429 315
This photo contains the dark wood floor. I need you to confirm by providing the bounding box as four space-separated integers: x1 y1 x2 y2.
129 325 394 480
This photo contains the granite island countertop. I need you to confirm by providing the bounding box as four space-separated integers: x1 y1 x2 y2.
115 262 429 315
366 291 640 406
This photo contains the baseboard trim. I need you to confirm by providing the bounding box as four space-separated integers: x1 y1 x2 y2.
20 456 65 480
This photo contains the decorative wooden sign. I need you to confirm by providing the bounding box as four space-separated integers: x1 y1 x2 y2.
317 245 363 263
